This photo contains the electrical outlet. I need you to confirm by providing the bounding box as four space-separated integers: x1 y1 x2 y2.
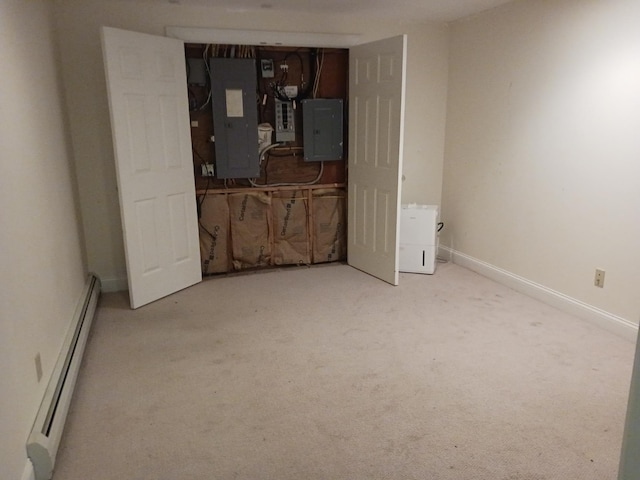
594 269 605 288
35 353 43 382
201 163 215 177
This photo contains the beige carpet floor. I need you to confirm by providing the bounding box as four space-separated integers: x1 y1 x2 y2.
54 263 635 480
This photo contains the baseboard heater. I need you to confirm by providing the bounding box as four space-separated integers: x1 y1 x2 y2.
27 273 101 480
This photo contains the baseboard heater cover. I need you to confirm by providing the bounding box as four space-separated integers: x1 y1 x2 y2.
27 273 101 480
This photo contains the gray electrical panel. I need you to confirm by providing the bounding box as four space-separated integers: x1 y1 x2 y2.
210 58 260 179
302 99 343 162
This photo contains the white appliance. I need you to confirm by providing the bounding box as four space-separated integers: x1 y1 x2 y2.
399 204 439 274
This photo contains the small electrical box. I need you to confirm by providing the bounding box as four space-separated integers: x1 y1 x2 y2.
260 59 274 78
186 58 207 86
302 99 343 162
275 99 296 142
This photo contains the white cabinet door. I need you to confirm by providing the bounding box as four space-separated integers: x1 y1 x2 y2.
348 35 407 285
101 27 201 308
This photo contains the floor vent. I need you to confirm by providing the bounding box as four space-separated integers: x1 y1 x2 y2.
27 274 101 480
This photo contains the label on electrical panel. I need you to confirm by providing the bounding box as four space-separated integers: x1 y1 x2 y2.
225 89 244 118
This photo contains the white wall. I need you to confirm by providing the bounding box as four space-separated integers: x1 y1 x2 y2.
52 0 449 289
0 2 88 479
442 0 640 324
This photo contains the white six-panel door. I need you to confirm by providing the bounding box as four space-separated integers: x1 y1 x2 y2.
101 27 201 308
348 35 407 285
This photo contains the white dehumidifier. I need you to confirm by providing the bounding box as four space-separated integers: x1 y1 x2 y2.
399 204 439 274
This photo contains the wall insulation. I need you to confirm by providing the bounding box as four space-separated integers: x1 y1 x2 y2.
272 190 310 265
312 188 346 264
198 188 345 274
198 194 230 274
229 192 272 270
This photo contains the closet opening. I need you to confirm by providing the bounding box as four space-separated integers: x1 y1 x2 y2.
185 42 349 275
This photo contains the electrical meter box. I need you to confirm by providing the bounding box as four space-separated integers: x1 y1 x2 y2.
302 99 343 162
210 58 260 179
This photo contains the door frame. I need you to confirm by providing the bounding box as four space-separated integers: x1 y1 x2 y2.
165 27 406 284
165 27 362 49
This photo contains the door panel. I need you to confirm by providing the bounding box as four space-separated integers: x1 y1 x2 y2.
102 27 201 308
348 35 407 285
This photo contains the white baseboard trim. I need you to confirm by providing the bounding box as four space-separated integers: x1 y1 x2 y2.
439 246 638 342
21 460 35 480
100 276 128 293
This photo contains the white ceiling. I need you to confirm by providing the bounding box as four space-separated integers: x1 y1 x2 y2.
154 0 515 22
